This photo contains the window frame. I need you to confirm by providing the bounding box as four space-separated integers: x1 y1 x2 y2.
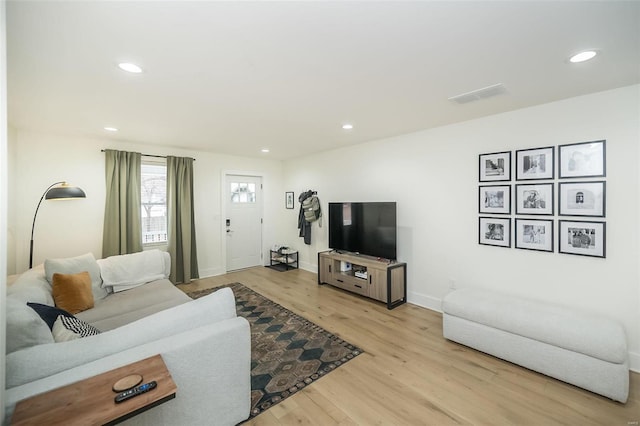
141 157 168 246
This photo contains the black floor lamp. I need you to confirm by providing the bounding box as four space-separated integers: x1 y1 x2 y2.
30 181 86 269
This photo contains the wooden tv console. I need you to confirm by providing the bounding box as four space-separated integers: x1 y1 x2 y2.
317 250 407 309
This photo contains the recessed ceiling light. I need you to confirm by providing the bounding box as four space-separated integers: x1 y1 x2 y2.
342 124 353 130
569 50 597 63
104 127 118 132
261 148 270 153
118 62 143 73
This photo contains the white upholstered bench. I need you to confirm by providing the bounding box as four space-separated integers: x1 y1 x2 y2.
442 288 629 403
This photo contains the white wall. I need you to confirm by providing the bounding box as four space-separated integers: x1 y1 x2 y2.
282 85 640 371
7 131 285 277
6 125 15 275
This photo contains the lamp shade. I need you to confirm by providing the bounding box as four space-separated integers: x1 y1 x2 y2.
30 181 86 268
45 183 86 200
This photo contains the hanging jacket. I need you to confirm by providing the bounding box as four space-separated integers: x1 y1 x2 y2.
298 190 320 245
302 194 322 225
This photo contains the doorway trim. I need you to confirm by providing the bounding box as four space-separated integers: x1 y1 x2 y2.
221 170 265 272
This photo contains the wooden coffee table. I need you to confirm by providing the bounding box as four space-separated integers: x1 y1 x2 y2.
11 354 177 425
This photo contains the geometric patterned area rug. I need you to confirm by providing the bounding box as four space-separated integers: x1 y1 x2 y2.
185 282 363 420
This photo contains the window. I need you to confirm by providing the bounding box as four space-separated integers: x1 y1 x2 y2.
230 182 256 203
141 160 167 244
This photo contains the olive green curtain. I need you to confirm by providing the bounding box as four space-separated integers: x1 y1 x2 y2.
102 150 143 257
167 156 199 284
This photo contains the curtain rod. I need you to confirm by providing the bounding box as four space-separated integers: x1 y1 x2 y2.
101 149 195 161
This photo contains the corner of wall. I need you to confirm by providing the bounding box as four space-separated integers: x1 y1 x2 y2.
1 0 8 419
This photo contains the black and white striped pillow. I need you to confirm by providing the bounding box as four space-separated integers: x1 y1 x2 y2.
52 315 101 342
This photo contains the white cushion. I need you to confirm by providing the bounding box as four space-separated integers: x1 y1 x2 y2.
44 253 109 301
98 250 171 292
5 298 55 353
442 288 627 364
7 265 54 306
75 279 190 331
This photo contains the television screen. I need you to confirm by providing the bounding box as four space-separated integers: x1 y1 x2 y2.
328 202 397 260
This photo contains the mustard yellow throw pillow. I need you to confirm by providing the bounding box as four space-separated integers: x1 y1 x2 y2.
52 271 95 314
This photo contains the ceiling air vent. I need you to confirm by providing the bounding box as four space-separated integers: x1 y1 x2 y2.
448 83 507 104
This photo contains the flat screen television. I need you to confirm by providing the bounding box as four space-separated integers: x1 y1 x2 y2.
328 202 397 260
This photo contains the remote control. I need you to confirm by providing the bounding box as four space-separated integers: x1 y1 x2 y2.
114 381 157 403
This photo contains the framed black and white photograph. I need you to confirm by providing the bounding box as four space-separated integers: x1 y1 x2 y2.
559 140 606 178
516 146 554 180
479 185 511 214
479 151 511 182
285 192 294 209
515 218 553 252
559 220 605 258
559 181 605 217
515 183 554 215
479 217 511 248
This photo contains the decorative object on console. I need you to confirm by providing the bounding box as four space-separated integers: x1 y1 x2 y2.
515 146 554 180
479 151 511 182
558 140 606 179
29 181 86 268
113 374 143 392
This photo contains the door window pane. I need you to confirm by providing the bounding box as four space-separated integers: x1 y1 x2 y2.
231 181 256 203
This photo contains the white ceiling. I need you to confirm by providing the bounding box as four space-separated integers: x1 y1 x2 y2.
7 1 640 160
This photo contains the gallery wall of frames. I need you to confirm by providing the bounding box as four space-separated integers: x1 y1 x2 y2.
478 140 606 258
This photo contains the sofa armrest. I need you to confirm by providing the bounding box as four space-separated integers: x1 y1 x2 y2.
5 317 251 426
6 287 237 389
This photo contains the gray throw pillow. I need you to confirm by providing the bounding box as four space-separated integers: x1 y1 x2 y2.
6 298 55 353
7 265 55 306
44 253 109 301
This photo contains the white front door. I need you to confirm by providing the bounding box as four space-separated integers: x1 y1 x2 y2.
225 175 263 271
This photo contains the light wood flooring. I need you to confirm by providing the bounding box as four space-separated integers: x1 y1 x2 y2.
178 267 639 425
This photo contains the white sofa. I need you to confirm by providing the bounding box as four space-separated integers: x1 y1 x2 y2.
5 252 251 425
442 287 629 403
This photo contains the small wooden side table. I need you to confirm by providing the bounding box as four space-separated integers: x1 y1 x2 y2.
11 354 177 426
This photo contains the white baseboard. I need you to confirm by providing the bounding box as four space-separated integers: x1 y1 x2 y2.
198 267 224 278
299 261 316 273
408 291 442 313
